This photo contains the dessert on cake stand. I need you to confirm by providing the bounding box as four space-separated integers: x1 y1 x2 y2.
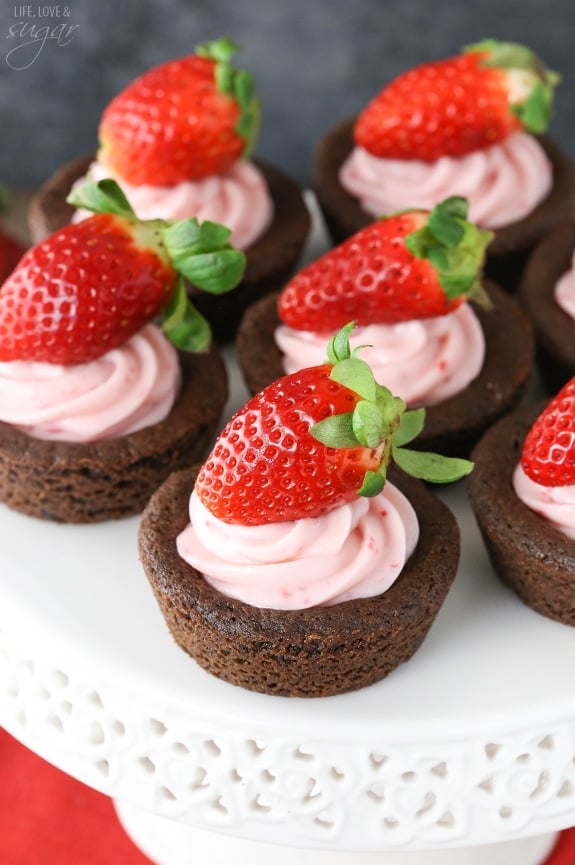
1 196 575 865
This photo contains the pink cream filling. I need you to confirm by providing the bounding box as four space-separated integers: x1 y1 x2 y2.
340 132 552 229
72 159 274 250
177 484 419 611
554 253 575 319
513 464 575 540
0 324 181 442
275 303 485 407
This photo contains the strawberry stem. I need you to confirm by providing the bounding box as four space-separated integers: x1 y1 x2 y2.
311 323 474 491
195 37 261 158
404 196 493 302
161 276 211 352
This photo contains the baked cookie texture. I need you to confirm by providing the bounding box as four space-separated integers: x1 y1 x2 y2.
468 402 575 626
313 118 575 292
236 281 535 459
519 218 575 393
0 347 228 523
28 155 311 342
139 464 460 698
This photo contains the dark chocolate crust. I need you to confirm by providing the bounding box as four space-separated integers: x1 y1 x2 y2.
312 117 575 292
236 281 534 458
467 402 575 626
518 218 575 393
139 465 460 698
27 156 311 342
0 346 228 523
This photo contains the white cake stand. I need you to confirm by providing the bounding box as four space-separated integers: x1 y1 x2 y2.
1 198 575 865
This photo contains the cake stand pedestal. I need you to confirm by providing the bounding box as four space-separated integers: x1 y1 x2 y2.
1 475 575 865
114 803 559 865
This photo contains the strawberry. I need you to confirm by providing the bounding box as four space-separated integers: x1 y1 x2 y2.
195 323 473 526
354 39 559 162
0 179 245 365
98 38 260 186
278 196 492 333
521 378 575 487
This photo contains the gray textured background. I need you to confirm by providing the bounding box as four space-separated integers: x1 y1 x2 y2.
1 0 575 189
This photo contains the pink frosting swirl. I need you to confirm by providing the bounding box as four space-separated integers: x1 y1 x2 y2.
513 464 575 540
177 483 419 610
72 159 274 250
275 303 484 407
0 324 181 442
340 132 552 229
554 252 575 320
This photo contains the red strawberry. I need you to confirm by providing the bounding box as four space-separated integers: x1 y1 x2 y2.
195 324 473 526
355 39 559 162
521 379 575 487
278 196 492 333
0 226 25 282
98 38 260 186
0 179 245 365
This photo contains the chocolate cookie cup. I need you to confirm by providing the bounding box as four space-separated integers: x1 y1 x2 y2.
467 402 575 626
518 218 575 393
0 346 227 523
27 155 311 342
236 281 535 459
313 118 575 293
139 464 460 698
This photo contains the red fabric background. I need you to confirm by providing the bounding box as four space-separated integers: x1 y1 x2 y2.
1 727 574 865
0 729 153 865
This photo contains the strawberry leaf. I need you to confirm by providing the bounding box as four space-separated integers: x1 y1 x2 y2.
427 197 466 247
358 468 386 497
196 37 260 157
511 78 559 134
326 322 355 363
310 412 358 448
394 408 426 447
161 277 212 352
406 197 493 302
163 218 232 254
196 36 239 64
352 400 385 448
392 446 474 483
67 178 136 219
330 357 377 401
215 62 235 95
163 219 246 294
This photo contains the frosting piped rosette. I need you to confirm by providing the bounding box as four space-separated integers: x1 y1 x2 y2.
340 132 552 229
178 485 419 609
0 324 180 442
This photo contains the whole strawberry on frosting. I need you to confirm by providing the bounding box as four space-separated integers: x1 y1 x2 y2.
196 323 473 527
278 196 492 333
520 378 575 487
98 38 260 186
355 39 559 162
0 179 245 364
